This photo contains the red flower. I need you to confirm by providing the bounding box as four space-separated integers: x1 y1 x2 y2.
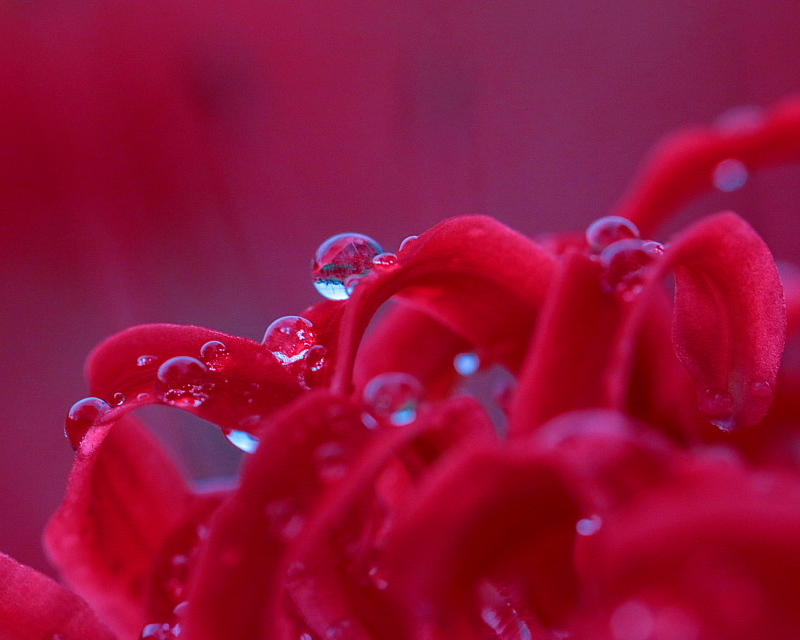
5 96 800 640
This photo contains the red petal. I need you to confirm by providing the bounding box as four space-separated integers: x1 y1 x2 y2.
658 212 785 429
508 250 624 436
85 323 303 437
0 552 115 640
384 439 582 635
331 215 557 394
45 414 195 640
614 95 800 237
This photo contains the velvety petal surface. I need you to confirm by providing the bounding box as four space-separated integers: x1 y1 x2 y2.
0 552 115 640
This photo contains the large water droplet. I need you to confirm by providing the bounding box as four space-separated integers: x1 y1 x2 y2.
363 372 423 426
312 233 383 300
586 216 640 253
262 316 317 364
199 340 230 371
601 238 664 299
226 429 260 453
454 352 480 376
712 158 748 192
156 357 211 408
699 387 736 432
66 397 112 449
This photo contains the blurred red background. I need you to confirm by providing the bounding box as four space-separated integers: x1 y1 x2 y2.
2 0 800 576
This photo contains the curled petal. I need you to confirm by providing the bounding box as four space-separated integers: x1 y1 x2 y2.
332 215 557 394
85 323 303 436
45 414 195 640
661 212 785 429
0 552 115 640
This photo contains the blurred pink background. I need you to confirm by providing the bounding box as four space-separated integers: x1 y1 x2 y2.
2 0 800 576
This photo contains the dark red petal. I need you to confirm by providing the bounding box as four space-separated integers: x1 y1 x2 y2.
45 414 195 640
508 250 624 436
384 439 582 636
86 323 303 436
179 391 372 640
300 299 348 388
659 212 785 429
614 95 800 237
331 215 557 394
0 552 115 640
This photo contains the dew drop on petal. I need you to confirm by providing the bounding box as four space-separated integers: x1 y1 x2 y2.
601 238 664 299
199 340 230 371
399 235 419 252
66 397 112 449
262 316 317 364
363 372 423 426
137 355 158 367
576 515 603 536
699 387 736 432
312 233 383 300
139 623 179 640
454 352 480 376
344 275 361 297
112 392 126 406
712 158 748 192
586 216 640 253
372 252 398 270
156 357 211 408
226 429 260 453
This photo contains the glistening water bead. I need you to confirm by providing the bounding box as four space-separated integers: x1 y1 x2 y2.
312 233 383 300
66 397 112 449
199 340 230 371
156 356 212 408
585 216 640 253
262 316 317 364
363 372 424 426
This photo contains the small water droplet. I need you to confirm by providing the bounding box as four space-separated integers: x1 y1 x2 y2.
576 515 603 536
601 238 664 298
226 429 260 453
399 235 419 252
312 233 383 300
699 387 736 432
301 344 328 389
712 158 748 192
139 623 178 640
173 601 188 617
112 392 126 406
137 392 150 401
66 397 112 449
137 355 158 367
156 357 212 408
363 372 423 426
199 340 230 371
314 441 351 482
586 216 640 253
372 252 398 270
262 316 317 364
454 352 480 376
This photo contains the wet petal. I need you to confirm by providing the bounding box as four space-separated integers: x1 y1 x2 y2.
660 212 785 430
0 552 115 640
331 215 557 394
45 414 195 640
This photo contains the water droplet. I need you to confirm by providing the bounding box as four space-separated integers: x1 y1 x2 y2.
312 233 383 300
325 620 354 640
576 515 603 536
372 252 398 270
363 372 423 426
199 340 230 371
712 158 748 192
601 238 664 299
137 355 158 367
137 392 150 402
173 601 188 617
610 600 654 640
262 316 317 364
454 352 480 376
139 623 178 640
112 392 126 406
699 388 736 432
586 216 640 253
66 397 112 449
314 442 351 482
344 275 361 297
301 344 328 389
156 357 212 408
399 235 419 252
226 430 260 453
